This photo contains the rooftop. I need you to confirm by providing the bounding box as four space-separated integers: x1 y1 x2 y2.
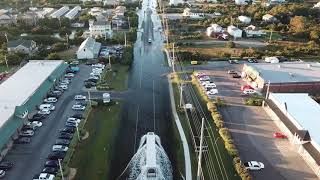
7 39 33 48
270 93 320 146
246 62 320 83
0 60 64 128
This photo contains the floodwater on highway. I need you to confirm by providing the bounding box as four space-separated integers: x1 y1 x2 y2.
108 0 180 179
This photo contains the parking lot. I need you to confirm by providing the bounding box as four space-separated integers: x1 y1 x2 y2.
3 64 93 180
189 61 318 180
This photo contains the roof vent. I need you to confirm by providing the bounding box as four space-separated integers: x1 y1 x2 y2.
307 64 312 68
278 65 281 68
289 72 294 77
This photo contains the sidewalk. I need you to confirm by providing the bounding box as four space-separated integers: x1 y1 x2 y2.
168 76 192 180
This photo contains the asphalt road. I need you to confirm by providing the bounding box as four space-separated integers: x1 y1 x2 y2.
185 61 318 180
108 0 179 179
3 64 94 180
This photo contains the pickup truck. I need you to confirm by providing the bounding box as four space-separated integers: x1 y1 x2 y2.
244 161 264 171
33 173 55 180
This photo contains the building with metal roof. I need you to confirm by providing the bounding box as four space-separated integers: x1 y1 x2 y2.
64 6 81 20
242 62 320 93
50 6 69 19
265 93 320 178
0 60 67 160
76 37 101 60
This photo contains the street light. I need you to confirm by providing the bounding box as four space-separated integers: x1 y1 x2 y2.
76 122 80 141
58 159 64 180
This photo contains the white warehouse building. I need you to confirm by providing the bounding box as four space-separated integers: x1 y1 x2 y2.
227 25 242 38
64 6 81 20
77 37 101 60
50 6 70 19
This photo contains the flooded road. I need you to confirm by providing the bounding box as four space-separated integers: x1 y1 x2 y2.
109 0 179 179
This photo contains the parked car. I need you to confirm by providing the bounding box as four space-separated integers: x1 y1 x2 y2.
75 101 87 106
244 161 264 171
47 152 65 160
72 114 83 119
232 73 241 78
72 105 86 111
273 132 287 139
14 137 31 144
84 82 96 88
22 124 36 131
204 83 217 89
42 167 58 175
39 104 55 111
26 121 42 128
60 127 76 134
60 79 70 84
67 118 81 124
247 58 258 63
241 85 254 91
58 84 68 90
70 60 79 65
64 73 74 78
201 81 214 86
52 145 69 152
55 139 70 146
92 63 105 69
243 89 256 95
198 76 210 81
229 59 239 64
65 122 78 128
207 89 218 95
58 133 73 140
43 97 57 103
0 161 13 170
19 130 35 137
227 70 237 74
0 170 5 178
32 114 46 120
74 95 86 101
44 160 58 168
38 109 51 115
33 173 55 180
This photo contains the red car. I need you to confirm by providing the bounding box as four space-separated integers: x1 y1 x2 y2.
241 85 254 91
273 132 287 139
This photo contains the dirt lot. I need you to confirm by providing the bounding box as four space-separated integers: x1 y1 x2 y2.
187 61 318 180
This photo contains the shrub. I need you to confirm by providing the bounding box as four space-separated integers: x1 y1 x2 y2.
226 41 236 48
244 97 263 106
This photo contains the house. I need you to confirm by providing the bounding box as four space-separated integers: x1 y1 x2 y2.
18 11 39 26
89 7 105 16
269 0 286 4
238 15 251 24
262 14 277 22
235 0 248 5
50 6 70 18
65 6 81 20
0 13 16 26
244 25 266 37
169 0 184 5
227 25 242 38
114 6 126 16
77 37 101 60
7 40 37 55
89 20 113 38
314 2 320 8
182 8 204 19
206 24 223 37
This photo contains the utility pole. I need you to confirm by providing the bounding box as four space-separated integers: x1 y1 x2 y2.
65 33 69 44
179 83 183 107
172 43 175 72
124 33 127 47
269 29 273 42
262 80 271 107
58 17 61 27
58 159 64 180
197 118 205 180
128 16 131 29
87 90 92 107
4 32 8 43
4 55 8 69
165 18 169 47
108 55 112 70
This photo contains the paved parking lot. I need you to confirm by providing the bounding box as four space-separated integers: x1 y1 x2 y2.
3 64 92 180
188 61 318 180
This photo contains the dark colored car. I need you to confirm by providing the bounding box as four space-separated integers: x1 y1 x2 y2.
247 59 258 63
60 127 76 134
87 78 99 83
65 122 77 128
72 114 83 119
58 132 73 140
47 152 65 160
75 101 87 106
21 125 36 131
32 114 46 120
14 137 31 144
232 74 241 78
44 160 59 168
42 167 58 175
55 139 70 146
0 161 13 170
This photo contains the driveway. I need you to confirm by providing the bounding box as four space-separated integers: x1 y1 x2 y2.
186 61 318 180
3 64 93 180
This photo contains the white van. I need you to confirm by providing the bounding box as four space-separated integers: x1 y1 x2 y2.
39 104 55 111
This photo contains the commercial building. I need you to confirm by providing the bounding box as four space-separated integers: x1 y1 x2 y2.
265 93 320 178
89 20 113 38
242 62 320 93
50 6 70 19
77 37 101 60
0 60 68 160
64 6 81 20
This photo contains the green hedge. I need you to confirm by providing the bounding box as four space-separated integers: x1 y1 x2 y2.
244 97 263 106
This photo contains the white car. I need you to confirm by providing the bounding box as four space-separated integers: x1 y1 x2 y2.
58 84 68 90
198 76 210 81
19 130 34 137
201 81 214 86
89 75 100 79
61 79 70 84
67 117 81 124
243 89 256 95
65 73 74 78
244 161 264 171
0 170 5 178
43 97 57 103
92 63 105 69
52 145 69 152
72 105 86 111
92 68 103 72
39 104 55 111
33 173 55 180
204 83 217 89
59 82 69 86
75 95 86 100
38 109 50 115
207 89 218 95
26 121 42 128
